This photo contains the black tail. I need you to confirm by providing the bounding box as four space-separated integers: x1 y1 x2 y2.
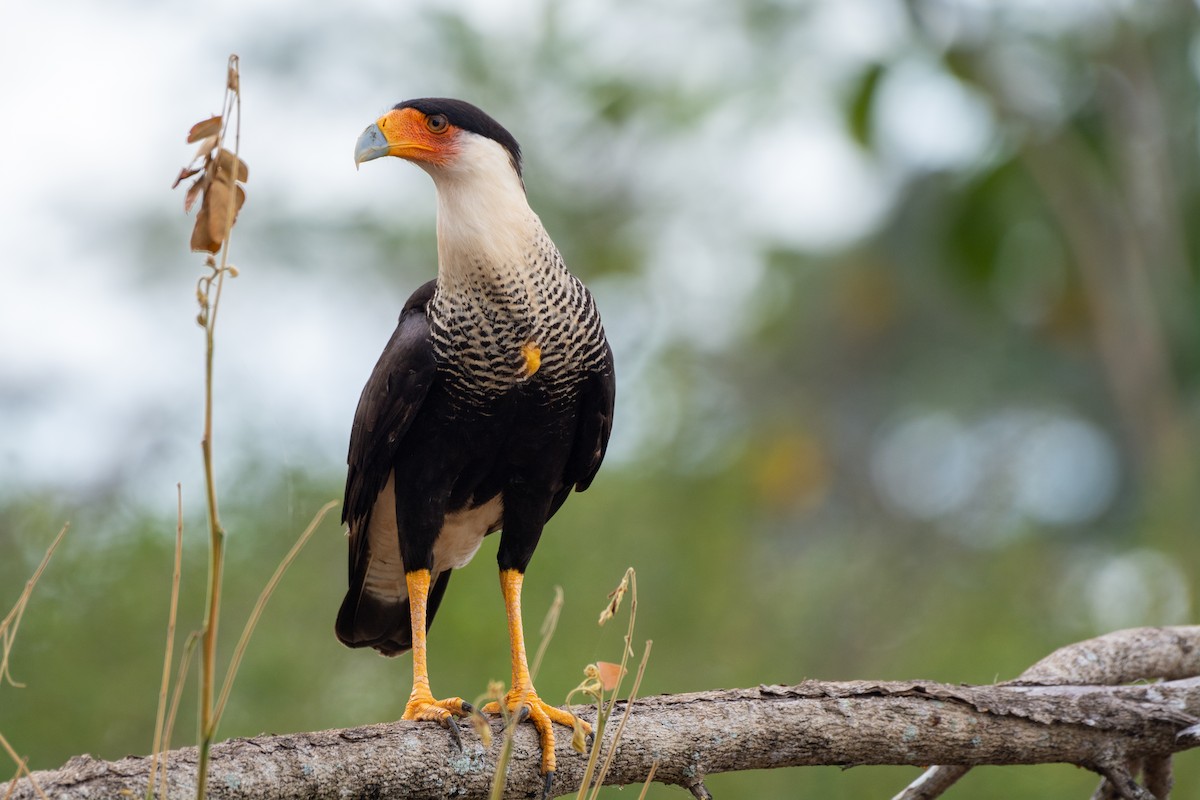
335 570 453 656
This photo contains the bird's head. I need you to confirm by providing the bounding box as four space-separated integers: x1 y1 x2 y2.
354 98 523 185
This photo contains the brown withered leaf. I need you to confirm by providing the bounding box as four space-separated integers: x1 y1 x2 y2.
205 179 233 247
215 148 249 183
227 65 239 93
184 176 205 213
200 179 246 252
194 136 218 161
598 572 630 626
187 116 222 144
191 203 219 253
171 166 201 190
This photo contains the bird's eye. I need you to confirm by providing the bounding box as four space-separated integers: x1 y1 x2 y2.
426 114 449 134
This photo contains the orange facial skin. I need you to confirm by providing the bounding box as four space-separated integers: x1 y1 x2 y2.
371 107 461 167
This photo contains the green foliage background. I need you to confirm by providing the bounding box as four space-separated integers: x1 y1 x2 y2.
4 1 1200 797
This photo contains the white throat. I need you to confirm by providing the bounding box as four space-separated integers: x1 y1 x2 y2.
424 133 542 285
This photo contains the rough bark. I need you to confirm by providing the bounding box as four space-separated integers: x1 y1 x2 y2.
8 677 1199 800
896 626 1200 800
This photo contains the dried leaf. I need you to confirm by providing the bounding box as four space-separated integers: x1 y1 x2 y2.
190 203 219 253
187 116 222 143
171 166 201 189
184 177 205 213
227 66 239 92
194 136 218 161
599 572 630 626
595 661 626 692
216 148 249 182
211 182 246 246
570 718 588 753
206 179 233 247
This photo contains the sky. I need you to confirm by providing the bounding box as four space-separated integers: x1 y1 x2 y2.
0 0 1002 498
0 1 478 491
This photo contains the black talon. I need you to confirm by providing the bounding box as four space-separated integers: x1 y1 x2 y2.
461 700 474 714
540 771 554 800
446 715 463 751
516 704 532 724
585 731 595 749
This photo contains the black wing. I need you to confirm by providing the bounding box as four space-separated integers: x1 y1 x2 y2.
550 340 616 517
337 281 438 653
342 280 437 535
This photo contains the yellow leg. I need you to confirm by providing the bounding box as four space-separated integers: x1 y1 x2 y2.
402 569 469 723
482 568 590 774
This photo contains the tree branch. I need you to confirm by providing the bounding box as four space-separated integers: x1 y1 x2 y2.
898 625 1200 799
7 674 1199 799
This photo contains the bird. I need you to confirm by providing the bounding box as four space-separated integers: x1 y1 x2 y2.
336 98 616 789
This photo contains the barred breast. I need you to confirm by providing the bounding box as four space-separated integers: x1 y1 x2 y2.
427 229 608 401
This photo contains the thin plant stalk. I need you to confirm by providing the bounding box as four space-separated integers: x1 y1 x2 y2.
212 500 337 723
1 524 68 688
146 486 185 800
1 525 66 800
0 732 48 800
162 633 200 800
636 760 660 800
589 639 652 798
574 567 645 800
3 765 17 800
530 585 564 682
195 54 242 800
487 714 518 800
574 695 607 800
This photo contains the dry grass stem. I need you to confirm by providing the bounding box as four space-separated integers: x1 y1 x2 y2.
161 632 200 800
172 53 246 800
0 525 66 800
573 567 648 800
636 759 660 800
530 585 564 682
592 639 653 793
145 486 185 800
486 724 516 800
0 734 46 800
1 524 68 688
213 500 338 724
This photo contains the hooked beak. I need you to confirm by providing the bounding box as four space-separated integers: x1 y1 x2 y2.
354 122 390 169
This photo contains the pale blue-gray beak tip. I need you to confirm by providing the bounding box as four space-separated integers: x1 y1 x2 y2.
354 123 389 170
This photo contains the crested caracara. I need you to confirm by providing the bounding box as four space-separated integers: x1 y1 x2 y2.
337 97 616 791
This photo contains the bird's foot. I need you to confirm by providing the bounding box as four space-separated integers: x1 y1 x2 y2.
483 688 590 776
404 693 471 722
403 694 472 749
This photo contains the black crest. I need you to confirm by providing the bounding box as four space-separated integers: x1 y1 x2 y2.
395 98 523 177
